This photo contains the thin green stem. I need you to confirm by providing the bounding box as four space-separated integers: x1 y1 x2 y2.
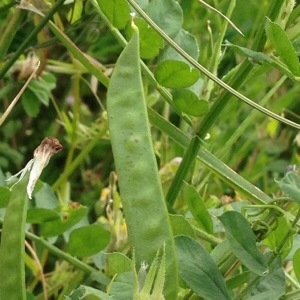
18 2 109 88
273 209 300 257
196 0 283 137
0 0 65 79
91 0 192 126
219 75 287 158
0 1 16 11
285 271 300 289
192 225 222 245
202 0 237 101
0 8 23 60
242 204 290 222
127 0 300 130
166 136 201 206
25 230 97 275
148 107 272 205
62 75 81 187
164 0 239 204
52 133 105 191
284 289 300 300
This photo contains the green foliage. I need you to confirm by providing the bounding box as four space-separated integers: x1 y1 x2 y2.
1 0 300 299
154 60 200 88
125 17 163 59
39 205 88 237
219 211 268 276
247 254 285 300
183 182 213 233
263 216 293 259
176 235 231 300
173 89 209 117
293 248 300 282
265 17 300 76
97 0 130 29
66 224 110 257
146 0 182 38
22 72 56 116
67 285 112 300
276 171 300 204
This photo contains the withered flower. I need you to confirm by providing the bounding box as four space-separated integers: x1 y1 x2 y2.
7 137 62 199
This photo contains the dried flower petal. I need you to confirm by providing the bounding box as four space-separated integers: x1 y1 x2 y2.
7 137 62 199
27 137 62 198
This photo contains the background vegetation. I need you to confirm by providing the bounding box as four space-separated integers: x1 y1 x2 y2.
0 0 300 299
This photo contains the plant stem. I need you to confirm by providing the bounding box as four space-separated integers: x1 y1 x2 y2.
18 2 110 88
127 0 300 130
52 135 104 191
166 136 200 206
192 225 222 245
272 209 300 259
91 0 192 125
0 0 65 79
148 107 272 205
202 0 237 101
25 231 97 276
0 8 23 60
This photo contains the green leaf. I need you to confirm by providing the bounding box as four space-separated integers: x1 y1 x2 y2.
97 0 130 29
109 272 134 300
154 60 200 88
226 42 297 79
22 88 41 117
286 4 300 40
211 240 232 266
265 18 300 76
227 43 273 63
275 171 300 204
219 211 268 276
67 0 83 24
34 182 58 209
27 73 56 107
247 254 285 300
173 89 209 117
175 236 231 300
105 252 131 277
40 206 88 237
126 17 163 59
146 0 183 38
169 214 195 238
160 29 199 62
226 272 250 290
67 285 112 300
26 208 60 224
183 182 213 233
67 224 110 257
293 248 300 282
263 216 293 258
0 186 10 208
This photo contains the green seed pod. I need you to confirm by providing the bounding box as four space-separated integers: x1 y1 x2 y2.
0 175 29 300
107 21 178 299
